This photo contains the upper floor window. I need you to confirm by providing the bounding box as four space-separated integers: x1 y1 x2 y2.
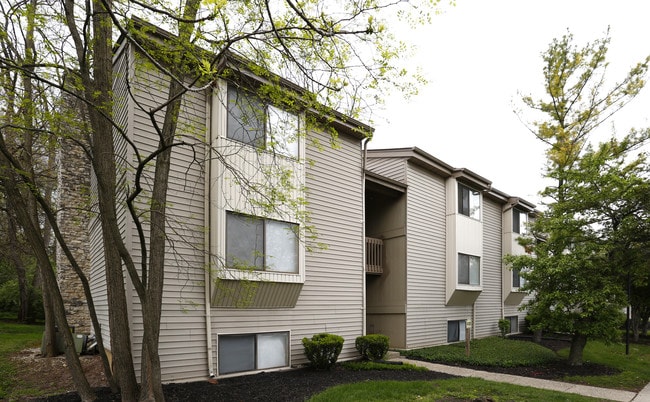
513 208 528 234
512 267 526 289
227 85 299 157
458 183 481 220
458 253 480 285
226 211 299 273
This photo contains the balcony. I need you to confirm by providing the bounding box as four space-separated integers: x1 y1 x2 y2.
366 237 383 274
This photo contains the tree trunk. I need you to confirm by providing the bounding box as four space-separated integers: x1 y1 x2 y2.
6 213 30 323
632 307 640 343
533 329 543 343
568 333 587 366
0 151 96 401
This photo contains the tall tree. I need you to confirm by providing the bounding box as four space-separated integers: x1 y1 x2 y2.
0 0 438 400
510 30 650 365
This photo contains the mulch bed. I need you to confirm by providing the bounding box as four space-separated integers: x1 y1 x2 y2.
38 367 456 401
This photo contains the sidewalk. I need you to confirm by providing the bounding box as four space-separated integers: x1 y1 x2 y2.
394 357 650 402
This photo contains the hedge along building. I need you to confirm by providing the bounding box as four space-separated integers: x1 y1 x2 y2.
77 20 371 383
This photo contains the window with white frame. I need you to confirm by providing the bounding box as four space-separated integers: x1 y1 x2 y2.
458 253 480 285
458 183 481 220
218 331 290 375
447 320 466 342
512 208 528 234
226 212 298 273
227 85 299 157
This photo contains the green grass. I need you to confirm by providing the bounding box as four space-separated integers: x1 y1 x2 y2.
559 340 650 391
0 320 44 400
401 336 559 367
308 377 604 401
401 335 650 392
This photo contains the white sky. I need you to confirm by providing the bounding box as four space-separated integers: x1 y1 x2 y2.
370 0 650 207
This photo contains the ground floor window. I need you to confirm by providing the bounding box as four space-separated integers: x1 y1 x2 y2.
447 320 466 342
218 331 289 375
506 316 519 333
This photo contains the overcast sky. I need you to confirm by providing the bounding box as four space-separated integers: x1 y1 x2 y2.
370 0 650 207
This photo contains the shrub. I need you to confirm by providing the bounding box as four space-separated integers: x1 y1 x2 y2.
498 319 511 338
302 333 344 370
355 334 389 361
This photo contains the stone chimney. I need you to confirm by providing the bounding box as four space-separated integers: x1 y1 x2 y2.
56 135 92 334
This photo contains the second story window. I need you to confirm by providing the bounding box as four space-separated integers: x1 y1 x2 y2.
458 253 480 286
512 208 528 234
458 183 481 220
227 85 299 157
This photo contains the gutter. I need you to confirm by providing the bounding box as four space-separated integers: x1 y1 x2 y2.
203 86 217 379
361 136 371 336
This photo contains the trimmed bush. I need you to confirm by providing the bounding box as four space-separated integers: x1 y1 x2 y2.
498 319 511 338
302 333 344 370
355 334 389 361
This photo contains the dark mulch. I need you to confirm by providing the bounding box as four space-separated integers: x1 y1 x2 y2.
34 334 623 401
38 367 455 401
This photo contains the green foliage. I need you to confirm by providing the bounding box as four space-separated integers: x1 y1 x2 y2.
302 333 344 370
308 377 601 402
355 334 389 361
498 319 510 338
513 28 650 365
0 279 44 321
401 337 558 367
341 361 427 372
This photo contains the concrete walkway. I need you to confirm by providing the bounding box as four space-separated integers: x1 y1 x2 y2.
394 357 650 402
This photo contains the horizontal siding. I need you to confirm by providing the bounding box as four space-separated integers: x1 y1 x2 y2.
126 52 209 383
366 157 406 182
210 129 364 372
474 197 503 338
404 164 468 348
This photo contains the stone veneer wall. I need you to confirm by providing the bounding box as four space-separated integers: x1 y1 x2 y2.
56 136 92 334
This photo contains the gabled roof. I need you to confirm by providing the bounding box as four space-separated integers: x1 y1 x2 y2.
366 147 537 211
117 16 373 140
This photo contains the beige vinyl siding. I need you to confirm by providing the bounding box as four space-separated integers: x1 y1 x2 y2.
124 49 209 382
210 129 364 372
89 43 133 348
474 197 503 338
404 164 466 348
366 157 407 182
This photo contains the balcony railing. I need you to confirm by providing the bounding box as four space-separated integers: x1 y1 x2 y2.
366 237 383 274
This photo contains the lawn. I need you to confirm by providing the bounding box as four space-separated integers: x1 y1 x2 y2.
309 377 605 402
0 320 44 400
310 336 650 401
401 336 650 391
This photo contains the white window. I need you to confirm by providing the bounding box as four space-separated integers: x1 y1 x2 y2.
227 85 299 157
506 316 519 333
458 183 481 220
458 253 480 285
447 320 466 342
512 267 525 289
226 212 298 273
218 332 290 375
513 208 528 234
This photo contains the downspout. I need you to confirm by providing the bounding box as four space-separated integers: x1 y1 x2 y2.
361 136 371 336
203 85 217 379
